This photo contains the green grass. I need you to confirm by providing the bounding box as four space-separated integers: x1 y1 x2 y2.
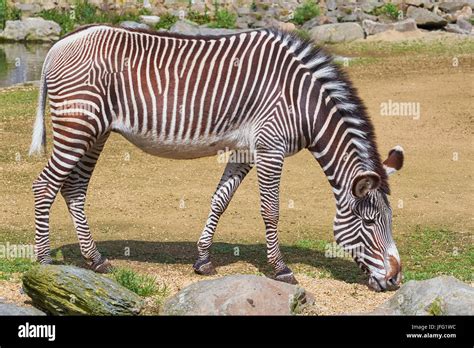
111 267 162 297
371 3 400 20
154 13 178 30
0 258 34 280
291 0 320 26
207 9 236 29
334 39 474 57
400 227 473 282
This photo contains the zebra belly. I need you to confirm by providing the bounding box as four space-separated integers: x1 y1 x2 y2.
114 127 253 160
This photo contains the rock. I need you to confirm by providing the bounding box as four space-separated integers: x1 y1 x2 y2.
22 265 143 316
360 0 384 13
407 6 448 29
405 0 434 9
446 23 469 34
139 15 161 26
120 21 150 30
454 5 473 20
301 16 338 31
326 0 338 11
163 275 314 315
0 18 61 42
0 301 46 316
438 2 469 13
371 276 474 315
169 19 200 35
309 22 365 44
236 7 251 16
457 17 473 31
362 18 418 35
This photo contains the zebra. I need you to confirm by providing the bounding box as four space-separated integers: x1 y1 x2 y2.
29 25 404 291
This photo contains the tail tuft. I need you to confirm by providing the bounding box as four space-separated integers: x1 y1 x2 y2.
29 69 47 156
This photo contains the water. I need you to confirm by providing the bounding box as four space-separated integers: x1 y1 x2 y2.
0 43 51 88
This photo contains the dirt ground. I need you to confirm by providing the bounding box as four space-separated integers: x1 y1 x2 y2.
0 37 472 315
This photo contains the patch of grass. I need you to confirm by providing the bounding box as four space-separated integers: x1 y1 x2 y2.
0 0 22 30
207 9 236 29
399 227 473 282
371 3 400 20
334 39 474 57
427 297 444 316
294 239 327 251
0 258 34 280
38 0 152 35
154 13 178 30
291 0 320 26
187 9 211 26
111 267 159 297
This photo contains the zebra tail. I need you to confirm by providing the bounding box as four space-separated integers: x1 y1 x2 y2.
29 66 48 156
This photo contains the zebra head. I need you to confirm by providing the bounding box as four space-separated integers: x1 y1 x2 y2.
334 146 404 292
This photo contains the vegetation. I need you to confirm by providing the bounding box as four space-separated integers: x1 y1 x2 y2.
0 257 34 281
371 3 400 20
38 0 152 35
112 267 163 297
207 8 236 29
0 0 22 30
154 12 178 30
291 0 320 26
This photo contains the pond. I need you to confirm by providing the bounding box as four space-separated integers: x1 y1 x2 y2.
0 43 51 88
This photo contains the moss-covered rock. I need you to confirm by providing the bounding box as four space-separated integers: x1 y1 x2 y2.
22 265 143 316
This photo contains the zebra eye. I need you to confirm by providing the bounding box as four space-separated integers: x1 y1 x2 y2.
363 218 376 225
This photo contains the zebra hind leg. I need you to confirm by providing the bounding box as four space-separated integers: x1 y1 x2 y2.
60 133 112 273
255 147 297 285
32 119 100 265
194 162 253 275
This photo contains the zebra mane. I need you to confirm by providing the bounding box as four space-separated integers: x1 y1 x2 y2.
266 28 389 194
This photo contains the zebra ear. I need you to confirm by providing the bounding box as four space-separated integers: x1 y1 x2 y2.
383 145 404 176
351 171 381 198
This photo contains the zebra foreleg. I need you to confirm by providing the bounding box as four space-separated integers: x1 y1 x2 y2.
60 133 112 273
194 162 253 275
255 147 297 284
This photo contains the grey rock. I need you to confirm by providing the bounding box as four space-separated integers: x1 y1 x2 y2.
236 7 251 16
326 0 337 11
457 17 473 31
0 18 61 42
301 16 338 31
309 22 365 44
362 18 418 35
371 276 474 315
406 0 434 9
0 301 46 316
139 15 160 26
360 0 384 14
170 20 244 36
438 2 469 13
120 21 150 30
407 6 448 29
163 275 314 315
169 20 200 35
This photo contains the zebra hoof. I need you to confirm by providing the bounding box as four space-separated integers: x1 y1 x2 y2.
87 257 114 274
275 268 298 285
193 259 216 276
37 256 53 265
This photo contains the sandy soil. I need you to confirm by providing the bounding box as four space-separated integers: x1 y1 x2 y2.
0 38 472 315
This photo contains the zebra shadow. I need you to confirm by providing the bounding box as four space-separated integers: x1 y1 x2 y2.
53 240 367 284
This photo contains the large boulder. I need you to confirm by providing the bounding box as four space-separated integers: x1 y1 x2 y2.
438 2 470 13
0 301 46 316
22 265 144 316
309 22 364 44
362 18 418 35
169 20 244 36
407 6 448 29
371 276 474 315
0 18 61 42
163 275 313 315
